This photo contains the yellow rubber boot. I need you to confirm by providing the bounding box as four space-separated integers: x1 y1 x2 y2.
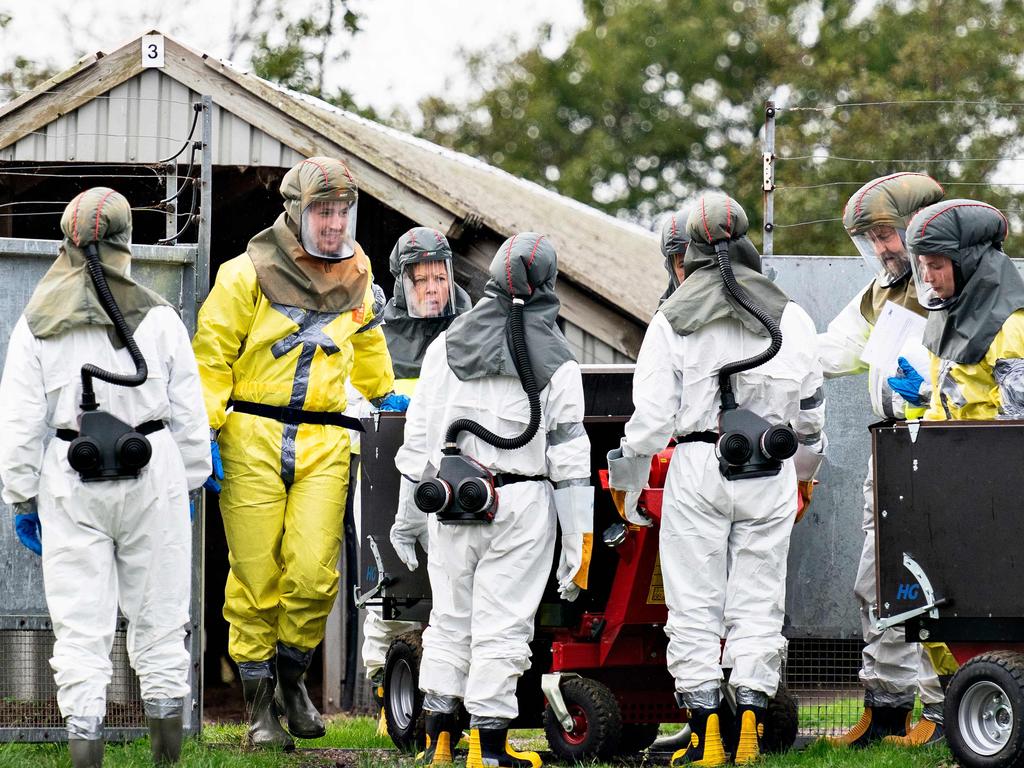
828 705 911 747
670 708 727 766
373 681 388 737
733 706 766 765
466 727 542 768
415 711 459 765
883 717 944 747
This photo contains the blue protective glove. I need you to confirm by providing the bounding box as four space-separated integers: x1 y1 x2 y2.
887 356 926 406
204 438 224 493
377 393 411 413
189 499 195 522
14 505 42 556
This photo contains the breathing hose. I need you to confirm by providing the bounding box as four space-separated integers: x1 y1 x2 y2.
443 297 541 452
714 242 783 410
79 243 149 410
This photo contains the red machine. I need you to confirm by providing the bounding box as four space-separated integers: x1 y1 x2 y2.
539 447 798 761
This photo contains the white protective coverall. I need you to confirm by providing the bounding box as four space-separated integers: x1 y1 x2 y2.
394 336 590 721
0 306 210 719
819 287 942 709
623 308 824 698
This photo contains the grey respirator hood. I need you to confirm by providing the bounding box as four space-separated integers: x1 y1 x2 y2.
907 199 1024 364
382 227 471 378
660 193 789 337
445 233 575 391
658 206 692 305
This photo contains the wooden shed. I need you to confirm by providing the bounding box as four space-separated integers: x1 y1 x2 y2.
0 31 666 364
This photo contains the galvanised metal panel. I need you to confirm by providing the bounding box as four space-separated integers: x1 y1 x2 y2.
1 70 304 167
0 236 201 740
768 255 1024 636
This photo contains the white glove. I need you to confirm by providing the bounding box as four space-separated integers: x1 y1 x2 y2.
606 439 650 492
554 484 594 602
389 477 427 572
619 490 652 527
793 432 828 482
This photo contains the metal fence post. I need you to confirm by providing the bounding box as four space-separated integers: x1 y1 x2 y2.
763 100 776 256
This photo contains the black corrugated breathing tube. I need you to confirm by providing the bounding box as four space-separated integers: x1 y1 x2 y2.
443 298 541 452
79 243 148 411
714 242 783 410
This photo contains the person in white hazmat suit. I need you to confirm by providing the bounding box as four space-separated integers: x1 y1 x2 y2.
658 205 693 306
609 194 826 767
357 227 472 732
391 233 592 768
819 172 948 747
0 188 210 768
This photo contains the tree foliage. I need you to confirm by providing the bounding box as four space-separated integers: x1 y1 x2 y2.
0 13 56 96
418 0 1024 256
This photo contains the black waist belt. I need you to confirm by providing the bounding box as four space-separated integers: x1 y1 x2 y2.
677 431 719 444
56 419 165 442
493 473 547 487
232 400 365 432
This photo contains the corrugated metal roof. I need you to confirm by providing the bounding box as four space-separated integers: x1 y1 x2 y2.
1 69 303 167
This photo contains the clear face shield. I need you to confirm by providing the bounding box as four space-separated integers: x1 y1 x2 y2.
910 250 958 311
402 256 457 318
300 199 357 260
851 225 911 287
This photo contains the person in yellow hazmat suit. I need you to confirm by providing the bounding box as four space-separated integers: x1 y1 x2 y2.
356 226 472 734
905 199 1024 420
192 157 399 749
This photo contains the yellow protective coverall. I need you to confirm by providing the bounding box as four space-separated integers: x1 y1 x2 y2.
194 158 395 662
924 310 1024 422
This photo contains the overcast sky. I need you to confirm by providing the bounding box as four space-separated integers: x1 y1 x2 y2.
1 0 585 120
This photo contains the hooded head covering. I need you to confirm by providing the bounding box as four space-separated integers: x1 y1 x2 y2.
660 192 789 337
658 205 692 305
382 227 472 378
247 156 369 312
445 233 574 391
906 199 1024 364
842 172 945 322
23 187 169 345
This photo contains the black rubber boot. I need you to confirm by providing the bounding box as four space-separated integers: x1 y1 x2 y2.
670 708 727 766
415 710 460 765
68 738 104 768
149 715 183 764
241 675 295 750
467 727 542 767
828 704 911 747
274 643 326 738
733 704 767 765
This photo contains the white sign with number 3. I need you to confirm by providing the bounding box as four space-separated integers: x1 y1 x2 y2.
142 35 165 68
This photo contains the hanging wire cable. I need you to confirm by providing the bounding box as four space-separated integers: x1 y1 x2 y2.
156 144 200 205
776 181 867 191
772 217 844 229
780 99 1024 113
155 104 202 165
0 85 198 108
776 154 1012 164
157 167 200 245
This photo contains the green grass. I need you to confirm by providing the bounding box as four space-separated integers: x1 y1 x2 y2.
0 714 955 768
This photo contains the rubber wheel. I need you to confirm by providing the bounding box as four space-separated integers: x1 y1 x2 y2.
543 677 623 761
383 630 426 752
946 651 1024 768
763 684 799 754
616 722 661 755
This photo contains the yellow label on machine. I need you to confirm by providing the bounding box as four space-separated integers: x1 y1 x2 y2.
648 554 665 604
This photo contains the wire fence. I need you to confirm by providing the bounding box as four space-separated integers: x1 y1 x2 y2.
0 100 204 243
764 98 1024 250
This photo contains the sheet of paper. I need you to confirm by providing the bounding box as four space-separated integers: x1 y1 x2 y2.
860 301 927 370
